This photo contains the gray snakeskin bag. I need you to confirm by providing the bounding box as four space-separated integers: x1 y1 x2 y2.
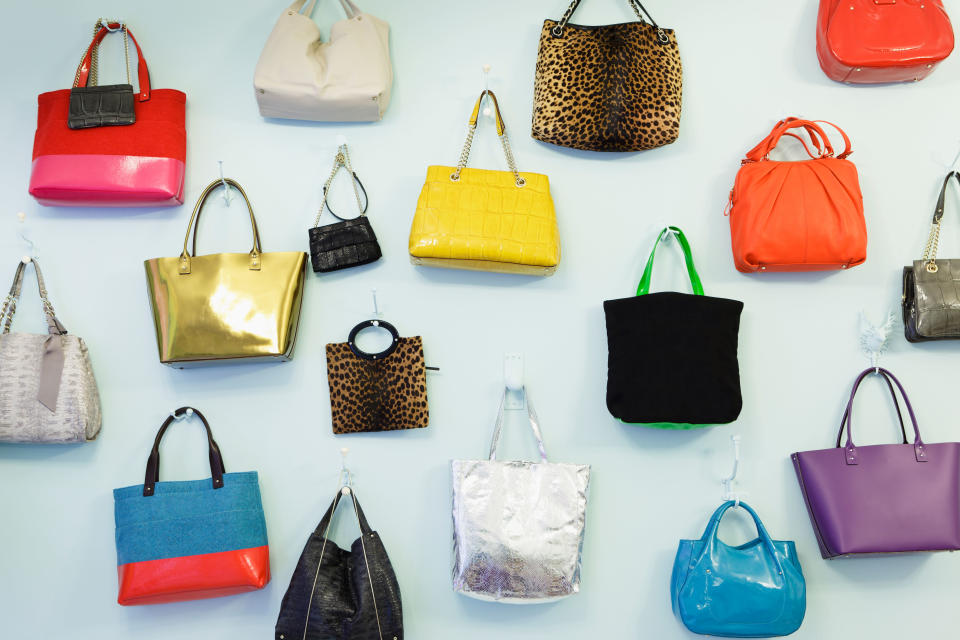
451 389 590 603
0 258 101 443
904 171 960 342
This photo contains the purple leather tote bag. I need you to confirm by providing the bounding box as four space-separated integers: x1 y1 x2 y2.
792 367 960 558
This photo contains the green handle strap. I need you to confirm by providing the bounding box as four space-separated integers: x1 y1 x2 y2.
636 226 704 296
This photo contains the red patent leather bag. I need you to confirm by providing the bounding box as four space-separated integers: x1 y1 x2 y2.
817 0 955 83
29 22 186 207
727 118 867 273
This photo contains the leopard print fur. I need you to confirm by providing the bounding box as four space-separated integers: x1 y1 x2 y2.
532 20 683 152
326 336 429 434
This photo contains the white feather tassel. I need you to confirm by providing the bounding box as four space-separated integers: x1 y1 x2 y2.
859 310 895 368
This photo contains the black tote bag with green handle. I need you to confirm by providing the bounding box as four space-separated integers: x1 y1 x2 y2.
604 226 743 428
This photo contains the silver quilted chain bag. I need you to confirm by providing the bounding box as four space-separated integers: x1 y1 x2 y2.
0 258 101 443
451 389 590 603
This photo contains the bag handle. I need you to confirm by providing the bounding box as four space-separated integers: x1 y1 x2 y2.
920 171 960 273
450 90 526 188
838 368 926 466
179 178 263 275
488 389 548 462
73 21 151 102
313 144 369 227
305 488 384 640
835 369 909 447
552 0 668 43
142 407 226 497
636 226 704 296
744 118 852 163
293 0 361 19
695 501 785 578
0 258 67 336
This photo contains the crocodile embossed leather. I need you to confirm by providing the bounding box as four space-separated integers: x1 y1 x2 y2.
903 172 960 342
275 490 403 640
68 84 135 129
533 0 682 152
309 218 381 272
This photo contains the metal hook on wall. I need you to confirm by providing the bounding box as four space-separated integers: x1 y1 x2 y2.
338 447 353 495
218 161 233 206
721 435 747 508
16 212 38 262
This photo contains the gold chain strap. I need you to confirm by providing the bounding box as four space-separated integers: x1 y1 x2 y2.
77 18 131 88
922 222 942 272
450 94 525 188
313 144 364 227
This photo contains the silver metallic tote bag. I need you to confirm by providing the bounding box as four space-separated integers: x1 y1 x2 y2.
0 259 101 443
451 391 590 603
253 0 393 122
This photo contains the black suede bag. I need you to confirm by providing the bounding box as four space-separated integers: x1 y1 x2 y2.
604 227 743 428
275 490 402 640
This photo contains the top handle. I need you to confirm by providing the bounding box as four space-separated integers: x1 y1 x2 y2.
552 0 668 43
295 0 361 18
143 407 226 496
696 501 785 577
835 370 909 447
450 90 526 188
179 178 263 275
636 226 704 296
488 388 548 463
0 258 67 336
74 22 151 102
921 171 960 272
744 118 852 163
840 368 926 466
314 489 374 538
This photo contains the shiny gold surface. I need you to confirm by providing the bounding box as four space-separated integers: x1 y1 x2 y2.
145 178 307 365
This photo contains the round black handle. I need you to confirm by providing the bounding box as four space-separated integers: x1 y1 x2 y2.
347 319 401 361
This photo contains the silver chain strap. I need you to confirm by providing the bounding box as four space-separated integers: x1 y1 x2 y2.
552 0 667 42
78 18 131 87
450 95 525 188
922 222 942 272
313 144 364 227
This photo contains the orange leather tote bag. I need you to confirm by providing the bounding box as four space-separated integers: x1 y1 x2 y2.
816 0 954 84
727 118 866 273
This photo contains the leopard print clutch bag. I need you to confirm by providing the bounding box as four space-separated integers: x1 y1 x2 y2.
325 320 429 434
533 0 683 152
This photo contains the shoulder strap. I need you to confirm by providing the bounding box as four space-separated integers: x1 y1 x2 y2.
636 226 704 296
74 23 151 102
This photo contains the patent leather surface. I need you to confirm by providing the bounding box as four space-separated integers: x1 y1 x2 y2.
729 118 866 272
144 179 307 365
29 155 185 206
817 0 954 83
792 368 960 558
671 501 805 637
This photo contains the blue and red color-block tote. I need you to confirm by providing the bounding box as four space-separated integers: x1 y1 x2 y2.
112 407 270 605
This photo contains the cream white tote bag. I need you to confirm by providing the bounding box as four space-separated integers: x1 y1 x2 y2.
254 0 393 122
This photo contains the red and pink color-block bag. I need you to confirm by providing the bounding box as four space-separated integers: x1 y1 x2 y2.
29 21 186 207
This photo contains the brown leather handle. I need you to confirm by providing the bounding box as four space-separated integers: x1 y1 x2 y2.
143 407 225 497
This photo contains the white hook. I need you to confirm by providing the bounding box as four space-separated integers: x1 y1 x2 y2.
339 447 353 494
504 353 525 410
370 289 381 319
218 161 233 206
660 227 678 245
170 407 194 421
481 64 493 118
16 211 38 261
721 435 746 507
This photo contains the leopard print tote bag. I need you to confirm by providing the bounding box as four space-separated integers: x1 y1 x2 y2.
325 319 429 434
533 0 682 152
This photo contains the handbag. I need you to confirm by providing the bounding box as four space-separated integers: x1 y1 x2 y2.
604 227 743 428
113 407 270 605
903 171 960 342
309 144 382 273
409 90 561 276
275 488 403 640
533 0 682 152
451 391 590 603
254 0 392 122
0 258 101 443
671 501 806 637
30 20 186 207
792 368 960 558
728 118 867 272
325 320 428 434
817 0 954 84
145 178 307 366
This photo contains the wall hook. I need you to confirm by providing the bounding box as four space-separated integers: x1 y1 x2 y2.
504 353 525 410
721 435 747 508
218 161 233 206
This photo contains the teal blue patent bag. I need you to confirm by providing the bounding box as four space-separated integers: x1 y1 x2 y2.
671 501 806 637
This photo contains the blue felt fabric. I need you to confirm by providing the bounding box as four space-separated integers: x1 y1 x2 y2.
113 471 268 565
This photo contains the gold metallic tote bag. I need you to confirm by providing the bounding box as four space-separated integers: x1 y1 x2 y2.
409 90 561 276
145 178 307 366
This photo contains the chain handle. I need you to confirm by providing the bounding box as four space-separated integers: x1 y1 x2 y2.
0 260 60 334
922 222 942 273
76 18 131 88
313 144 365 227
552 0 667 43
450 92 525 188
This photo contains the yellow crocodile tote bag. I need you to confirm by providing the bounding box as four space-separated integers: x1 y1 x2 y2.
409 90 560 276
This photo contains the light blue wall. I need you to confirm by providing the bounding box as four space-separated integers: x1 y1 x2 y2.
2 0 960 637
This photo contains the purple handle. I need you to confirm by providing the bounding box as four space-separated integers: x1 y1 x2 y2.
840 368 927 466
